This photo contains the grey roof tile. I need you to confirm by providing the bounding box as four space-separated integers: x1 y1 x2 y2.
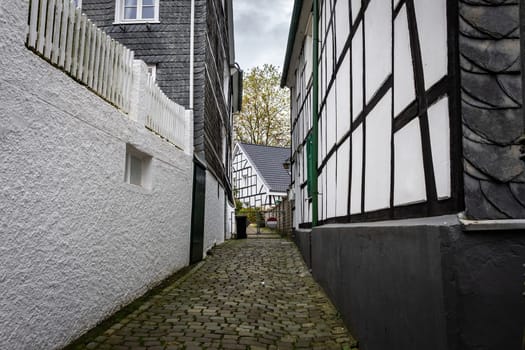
239 143 291 193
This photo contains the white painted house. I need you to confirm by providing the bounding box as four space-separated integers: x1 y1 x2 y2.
284 0 456 226
281 0 525 349
232 143 290 209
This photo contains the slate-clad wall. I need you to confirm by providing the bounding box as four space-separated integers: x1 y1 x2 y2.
81 0 208 156
193 0 208 157
203 0 232 188
82 0 232 191
460 0 525 219
82 0 192 110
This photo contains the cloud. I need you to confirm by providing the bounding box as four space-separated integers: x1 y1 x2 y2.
233 0 294 72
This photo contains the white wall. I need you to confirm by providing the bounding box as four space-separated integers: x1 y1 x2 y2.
203 171 226 252
225 202 235 239
289 0 451 225
0 1 193 348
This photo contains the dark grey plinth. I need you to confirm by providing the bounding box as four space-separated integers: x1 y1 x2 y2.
294 216 525 350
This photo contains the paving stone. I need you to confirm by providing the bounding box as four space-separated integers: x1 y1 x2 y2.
72 239 358 349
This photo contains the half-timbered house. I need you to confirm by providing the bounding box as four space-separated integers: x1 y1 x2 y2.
232 143 290 209
81 0 242 262
282 0 525 349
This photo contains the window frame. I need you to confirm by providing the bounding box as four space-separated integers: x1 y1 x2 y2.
124 145 153 190
114 0 160 24
147 64 157 82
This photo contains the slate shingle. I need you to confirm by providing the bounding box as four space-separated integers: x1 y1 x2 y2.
239 143 291 194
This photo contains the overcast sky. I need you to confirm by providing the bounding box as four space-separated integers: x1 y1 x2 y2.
232 0 294 72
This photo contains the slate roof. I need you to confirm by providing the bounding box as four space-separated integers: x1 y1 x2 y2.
238 143 291 193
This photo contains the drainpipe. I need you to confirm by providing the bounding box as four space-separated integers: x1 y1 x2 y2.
312 0 319 226
189 0 195 109
518 1 525 161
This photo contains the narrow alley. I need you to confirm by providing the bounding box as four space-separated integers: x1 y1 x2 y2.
68 238 358 350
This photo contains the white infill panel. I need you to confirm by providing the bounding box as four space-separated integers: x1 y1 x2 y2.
336 138 351 217
428 97 451 199
352 25 364 120
394 5 416 117
321 0 327 35
394 118 427 206
336 51 351 142
326 26 334 80
326 86 337 151
304 36 313 80
414 0 447 89
351 0 361 24
319 110 325 162
320 48 326 99
319 171 326 221
350 125 363 214
335 0 350 59
365 0 392 103
364 91 392 212
326 156 337 219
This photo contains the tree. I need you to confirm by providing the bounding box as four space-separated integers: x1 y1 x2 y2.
234 64 290 147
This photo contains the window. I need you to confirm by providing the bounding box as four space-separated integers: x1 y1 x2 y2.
125 145 152 189
115 0 159 23
147 64 157 82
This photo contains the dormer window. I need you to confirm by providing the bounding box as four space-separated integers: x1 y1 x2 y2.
115 0 159 23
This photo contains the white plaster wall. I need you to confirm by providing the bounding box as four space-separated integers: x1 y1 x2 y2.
225 202 235 239
203 171 226 253
0 1 193 348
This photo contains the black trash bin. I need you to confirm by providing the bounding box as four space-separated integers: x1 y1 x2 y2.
235 215 247 239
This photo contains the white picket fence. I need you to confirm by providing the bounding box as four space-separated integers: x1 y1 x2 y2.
144 75 187 148
26 0 190 151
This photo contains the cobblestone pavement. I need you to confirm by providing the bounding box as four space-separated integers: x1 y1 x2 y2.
72 239 358 350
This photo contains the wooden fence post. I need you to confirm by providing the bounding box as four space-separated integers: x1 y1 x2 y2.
129 60 148 125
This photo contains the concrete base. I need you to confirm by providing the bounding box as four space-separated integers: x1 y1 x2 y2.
293 229 312 269
294 216 525 350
